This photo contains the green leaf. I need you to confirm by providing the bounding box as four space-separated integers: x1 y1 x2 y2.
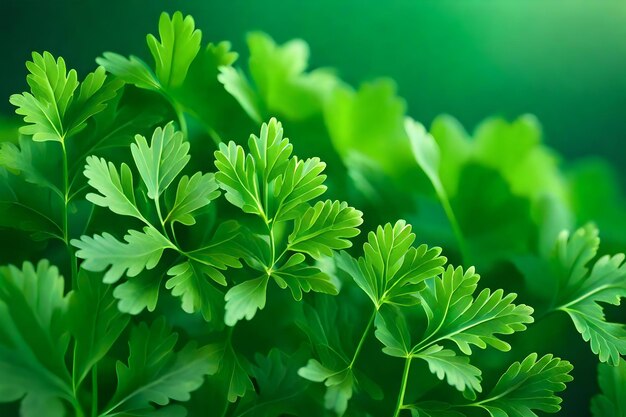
218 65 263 123
104 319 220 415
213 342 254 403
273 155 327 222
69 270 129 387
337 220 446 307
83 155 143 219
298 360 354 416
551 224 626 365
374 306 412 358
415 345 482 396
224 276 269 326
246 32 336 120
234 349 315 417
165 221 245 321
419 265 534 354
592 359 626 417
406 117 442 193
214 140 263 216
428 114 471 197
214 117 295 219
66 66 124 137
0 261 72 412
288 200 363 259
96 52 160 91
10 52 120 143
248 117 292 186
477 353 573 417
113 268 164 315
10 52 78 142
131 122 190 200
0 138 62 196
324 80 413 180
272 253 338 300
165 261 226 322
164 172 220 226
72 226 173 283
146 11 202 89
375 306 482 395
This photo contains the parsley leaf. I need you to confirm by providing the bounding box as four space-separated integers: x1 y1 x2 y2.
549 225 626 365
102 318 220 416
592 359 626 417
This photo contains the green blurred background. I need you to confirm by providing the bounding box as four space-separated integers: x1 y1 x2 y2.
1 0 625 188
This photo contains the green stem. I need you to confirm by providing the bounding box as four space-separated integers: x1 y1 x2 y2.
348 309 377 369
72 398 86 417
393 356 412 417
435 185 469 264
154 196 166 232
173 102 189 139
91 364 98 417
61 140 78 288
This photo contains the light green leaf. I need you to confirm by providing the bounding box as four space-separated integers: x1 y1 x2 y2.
224 276 269 326
104 319 220 415
416 345 482 395
10 52 78 142
165 172 220 226
298 360 354 416
72 226 173 283
113 268 164 315
166 261 227 322
66 66 124 137
248 117 292 186
428 114 471 196
406 117 442 192
324 80 412 180
478 353 573 417
419 265 534 354
337 220 446 307
83 155 142 219
288 200 362 259
10 52 120 143
272 253 338 301
69 270 129 387
374 306 412 358
146 11 202 89
552 225 626 365
218 65 262 122
0 261 72 410
96 52 160 90
246 32 336 120
273 156 327 222
592 359 626 417
131 122 190 200
214 140 263 216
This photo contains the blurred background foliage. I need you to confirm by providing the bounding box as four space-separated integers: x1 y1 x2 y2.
1 0 626 183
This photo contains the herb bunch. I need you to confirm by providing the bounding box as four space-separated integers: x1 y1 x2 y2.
1 11 625 417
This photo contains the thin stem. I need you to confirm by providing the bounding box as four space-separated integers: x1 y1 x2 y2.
348 309 377 369
435 185 469 264
172 102 189 139
154 195 167 232
393 356 412 417
91 364 98 417
61 140 78 288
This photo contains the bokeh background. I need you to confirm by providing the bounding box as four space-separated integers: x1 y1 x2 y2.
1 0 625 188
1 1 625 416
